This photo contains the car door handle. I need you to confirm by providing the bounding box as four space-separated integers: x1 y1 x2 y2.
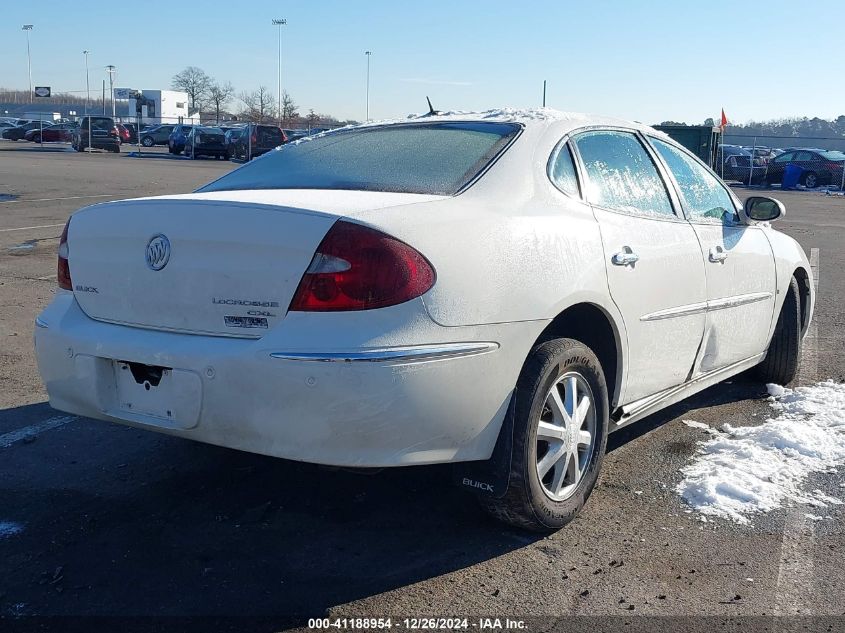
709 245 728 263
611 247 639 267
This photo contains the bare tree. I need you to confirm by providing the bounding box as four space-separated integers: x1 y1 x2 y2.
208 81 234 124
238 86 276 123
280 91 298 123
171 66 212 113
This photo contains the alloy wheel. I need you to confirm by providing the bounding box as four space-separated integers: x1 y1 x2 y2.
535 372 597 502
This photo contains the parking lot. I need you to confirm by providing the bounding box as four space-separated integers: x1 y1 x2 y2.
1 143 844 631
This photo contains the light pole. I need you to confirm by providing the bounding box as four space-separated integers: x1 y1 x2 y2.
83 50 91 115
106 65 116 117
365 51 372 121
22 25 33 103
272 19 286 126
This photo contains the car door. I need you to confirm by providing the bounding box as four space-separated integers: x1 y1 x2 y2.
766 151 794 184
571 130 707 402
649 136 776 373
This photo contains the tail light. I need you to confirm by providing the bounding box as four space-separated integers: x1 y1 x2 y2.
250 132 257 145
57 219 72 291
289 221 436 311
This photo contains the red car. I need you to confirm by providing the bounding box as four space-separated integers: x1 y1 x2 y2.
24 123 76 143
116 124 131 144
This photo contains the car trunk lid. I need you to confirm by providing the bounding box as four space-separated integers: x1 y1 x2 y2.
67 190 444 337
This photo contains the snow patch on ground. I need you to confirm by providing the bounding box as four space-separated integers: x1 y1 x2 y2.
683 419 715 432
676 380 845 524
766 383 786 397
0 521 23 539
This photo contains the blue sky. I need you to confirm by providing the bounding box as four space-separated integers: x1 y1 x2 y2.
3 0 844 123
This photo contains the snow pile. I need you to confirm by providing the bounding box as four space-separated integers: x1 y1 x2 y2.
0 521 23 539
676 380 845 523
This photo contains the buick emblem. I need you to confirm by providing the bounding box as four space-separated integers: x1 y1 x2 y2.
145 234 171 271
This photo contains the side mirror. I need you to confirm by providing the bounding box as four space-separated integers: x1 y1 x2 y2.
744 196 785 223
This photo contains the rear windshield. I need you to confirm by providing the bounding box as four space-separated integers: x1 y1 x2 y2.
199 121 521 195
83 117 113 130
820 150 845 161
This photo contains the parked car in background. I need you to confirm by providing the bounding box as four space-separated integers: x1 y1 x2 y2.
35 111 813 532
24 122 76 143
183 126 228 160
715 145 766 183
116 124 131 144
2 120 53 141
226 123 286 160
284 128 310 141
139 125 174 147
742 147 780 164
764 149 845 188
71 116 121 153
168 124 194 154
121 123 139 144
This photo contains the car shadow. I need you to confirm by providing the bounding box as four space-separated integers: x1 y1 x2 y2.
0 402 541 625
607 375 766 452
0 378 767 625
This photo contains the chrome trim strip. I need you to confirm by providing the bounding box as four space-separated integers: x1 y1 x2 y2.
640 302 708 322
617 352 766 423
35 316 49 329
270 342 499 363
706 291 773 312
640 292 773 322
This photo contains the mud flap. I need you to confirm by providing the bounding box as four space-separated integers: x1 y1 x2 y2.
452 392 515 499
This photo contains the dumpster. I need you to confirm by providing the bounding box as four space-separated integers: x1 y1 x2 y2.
782 163 803 190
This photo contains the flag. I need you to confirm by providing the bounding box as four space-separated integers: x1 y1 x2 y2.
720 108 728 130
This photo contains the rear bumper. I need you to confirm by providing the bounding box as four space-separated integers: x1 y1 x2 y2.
34 293 541 467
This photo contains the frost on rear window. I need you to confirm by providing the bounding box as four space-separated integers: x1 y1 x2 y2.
651 138 739 225
198 122 520 196
574 131 674 218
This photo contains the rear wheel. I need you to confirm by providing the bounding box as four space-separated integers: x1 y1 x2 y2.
480 338 609 532
802 172 818 188
141 136 154 147
756 277 802 385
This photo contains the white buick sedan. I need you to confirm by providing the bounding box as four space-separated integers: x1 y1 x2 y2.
35 109 813 531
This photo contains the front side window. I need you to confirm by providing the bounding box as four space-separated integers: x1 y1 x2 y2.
199 122 521 196
573 130 674 217
774 152 795 163
650 137 738 224
549 142 580 197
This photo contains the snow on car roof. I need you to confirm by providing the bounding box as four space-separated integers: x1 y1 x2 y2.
290 107 665 145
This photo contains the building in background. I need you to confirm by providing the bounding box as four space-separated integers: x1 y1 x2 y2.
126 90 199 125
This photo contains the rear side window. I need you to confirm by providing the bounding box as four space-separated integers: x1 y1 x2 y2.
650 137 738 224
574 130 674 217
549 142 580 197
199 122 521 196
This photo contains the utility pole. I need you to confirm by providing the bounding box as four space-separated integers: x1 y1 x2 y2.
106 65 116 117
365 51 372 121
22 25 34 103
83 50 91 115
272 19 286 126
542 80 546 107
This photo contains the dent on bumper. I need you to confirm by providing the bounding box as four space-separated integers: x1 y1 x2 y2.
34 295 536 467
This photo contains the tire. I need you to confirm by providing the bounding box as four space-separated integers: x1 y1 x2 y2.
111 146 120 154
802 172 818 188
480 338 609 532
755 277 802 385
141 136 154 147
